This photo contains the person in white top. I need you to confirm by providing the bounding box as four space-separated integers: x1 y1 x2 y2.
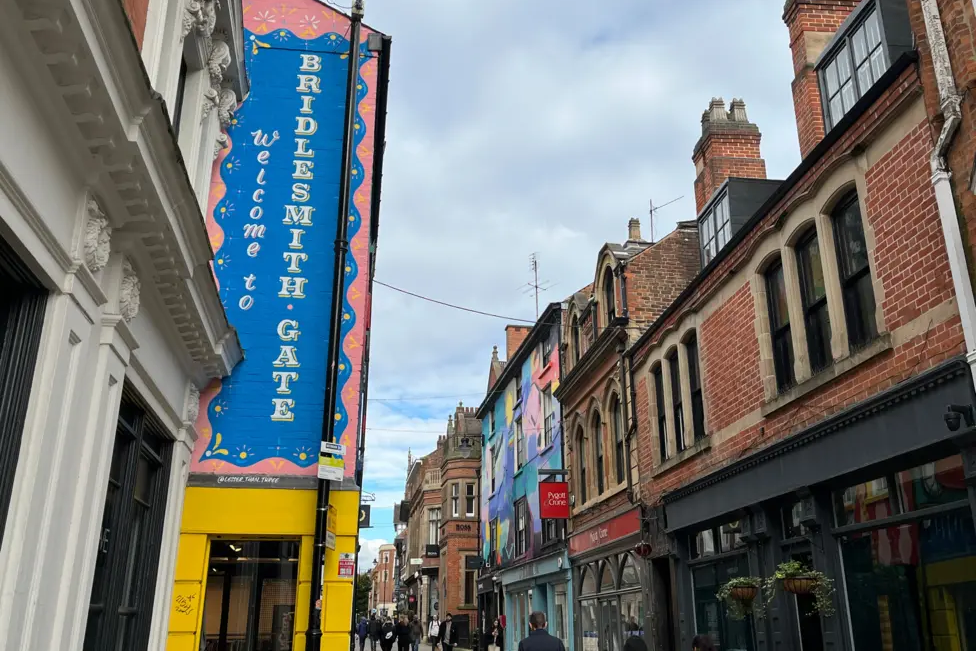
428 616 441 651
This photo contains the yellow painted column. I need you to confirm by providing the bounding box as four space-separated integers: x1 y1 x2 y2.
166 534 210 651
321 489 360 650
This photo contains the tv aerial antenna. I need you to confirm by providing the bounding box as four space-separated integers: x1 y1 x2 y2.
648 195 684 242
521 253 554 319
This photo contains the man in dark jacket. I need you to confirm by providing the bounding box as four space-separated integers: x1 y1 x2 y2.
439 613 460 651
517 612 565 651
369 614 383 651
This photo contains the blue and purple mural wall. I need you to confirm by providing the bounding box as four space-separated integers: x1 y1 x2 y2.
480 318 563 566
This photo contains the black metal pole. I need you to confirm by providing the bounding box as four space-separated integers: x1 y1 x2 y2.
307 5 364 651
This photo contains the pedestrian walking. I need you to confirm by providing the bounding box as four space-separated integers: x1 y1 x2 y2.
516 611 564 651
369 613 383 651
428 616 441 651
491 617 505 651
380 617 396 651
357 616 369 651
395 614 411 651
438 613 459 651
409 614 423 651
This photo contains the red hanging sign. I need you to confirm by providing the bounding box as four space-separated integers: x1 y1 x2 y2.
539 481 570 519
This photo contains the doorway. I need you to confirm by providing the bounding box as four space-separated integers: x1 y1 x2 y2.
201 539 300 651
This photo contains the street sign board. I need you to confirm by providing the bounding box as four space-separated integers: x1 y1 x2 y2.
317 456 343 481
338 552 355 578
321 441 347 456
359 505 371 528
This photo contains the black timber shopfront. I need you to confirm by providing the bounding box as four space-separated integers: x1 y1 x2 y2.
661 356 976 651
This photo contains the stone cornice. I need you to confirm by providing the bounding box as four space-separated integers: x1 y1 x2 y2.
13 0 242 379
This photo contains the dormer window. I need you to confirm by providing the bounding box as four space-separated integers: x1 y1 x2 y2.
699 192 730 265
816 1 910 131
603 271 616 325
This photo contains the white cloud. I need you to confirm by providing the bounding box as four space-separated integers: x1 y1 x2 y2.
358 538 391 572
360 0 800 506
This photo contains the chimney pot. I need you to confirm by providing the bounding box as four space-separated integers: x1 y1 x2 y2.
692 96 766 213
628 218 642 241
708 97 727 123
729 98 748 122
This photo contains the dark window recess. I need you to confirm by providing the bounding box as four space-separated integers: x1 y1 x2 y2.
610 396 625 484
0 237 46 542
571 315 581 363
653 365 668 463
488 519 498 566
668 350 685 453
542 518 564 546
765 260 796 393
686 335 706 441
85 392 172 651
832 193 877 350
603 272 616 326
699 193 730 265
172 57 189 137
542 333 553 366
576 428 587 504
796 229 832 373
593 412 605 495
516 371 523 404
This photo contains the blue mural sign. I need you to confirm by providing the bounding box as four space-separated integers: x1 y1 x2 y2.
199 30 367 471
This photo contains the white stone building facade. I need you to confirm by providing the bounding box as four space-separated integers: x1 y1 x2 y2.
0 0 246 649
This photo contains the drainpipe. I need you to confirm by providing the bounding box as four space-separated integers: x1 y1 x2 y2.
921 0 976 381
618 339 636 503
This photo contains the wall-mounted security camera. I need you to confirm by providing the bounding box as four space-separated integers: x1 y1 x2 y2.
944 404 975 432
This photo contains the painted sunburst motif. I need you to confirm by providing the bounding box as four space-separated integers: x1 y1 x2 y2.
254 10 276 33
215 253 231 269
299 14 320 36
211 398 229 417
218 202 235 219
223 156 241 173
235 445 253 460
293 446 314 462
272 29 291 42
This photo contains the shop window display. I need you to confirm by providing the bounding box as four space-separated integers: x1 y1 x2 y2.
690 537 754 651
835 455 976 651
577 555 644 651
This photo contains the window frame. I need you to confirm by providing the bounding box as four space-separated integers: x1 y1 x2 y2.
698 192 731 265
516 371 523 404
817 4 889 131
575 426 587 505
464 563 477 605
571 314 581 363
489 518 499 566
765 259 796 393
465 483 476 518
603 270 616 327
542 333 554 366
428 507 441 545
831 192 878 350
516 417 526 470
451 483 460 518
796 228 833 373
543 386 555 449
515 498 528 557
667 349 685 453
610 394 625 484
685 334 706 442
592 411 605 495
84 394 172 651
653 364 669 463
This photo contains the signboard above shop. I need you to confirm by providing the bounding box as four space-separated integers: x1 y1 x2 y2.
568 508 641 557
539 481 570 519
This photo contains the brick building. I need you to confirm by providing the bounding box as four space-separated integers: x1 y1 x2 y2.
401 447 444 623
435 404 482 644
555 217 700 651
622 1 976 650
370 544 396 616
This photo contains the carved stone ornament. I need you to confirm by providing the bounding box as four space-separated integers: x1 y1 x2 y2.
83 199 112 273
217 87 238 126
186 384 201 424
182 0 216 39
202 35 232 120
214 132 229 159
119 257 141 323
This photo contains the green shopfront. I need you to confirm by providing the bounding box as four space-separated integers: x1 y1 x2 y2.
500 549 573 650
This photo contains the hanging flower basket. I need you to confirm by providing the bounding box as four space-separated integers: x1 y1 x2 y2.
716 577 764 620
763 561 836 617
782 576 818 595
729 584 760 603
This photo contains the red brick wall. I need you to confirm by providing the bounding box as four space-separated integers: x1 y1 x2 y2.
439 453 479 617
782 0 860 157
123 0 150 49
633 66 967 507
626 224 701 329
907 0 976 293
506 325 532 360
693 131 767 212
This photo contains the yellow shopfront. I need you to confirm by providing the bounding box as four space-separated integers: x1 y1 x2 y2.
167 487 359 651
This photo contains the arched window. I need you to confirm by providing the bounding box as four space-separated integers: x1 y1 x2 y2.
652 363 668 463
832 192 877 349
599 561 615 592
619 554 641 589
765 257 795 392
580 566 597 595
685 332 706 442
796 227 831 372
603 271 616 326
571 314 580 363
575 425 587 505
609 394 625 484
592 411 605 494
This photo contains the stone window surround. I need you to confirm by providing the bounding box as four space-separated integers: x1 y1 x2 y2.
569 387 630 515
645 327 703 469
750 170 886 405
142 0 241 210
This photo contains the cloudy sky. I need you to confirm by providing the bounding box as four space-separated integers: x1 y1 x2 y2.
355 0 801 568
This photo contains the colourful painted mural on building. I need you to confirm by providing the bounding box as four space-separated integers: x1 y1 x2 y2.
190 0 381 482
481 324 563 565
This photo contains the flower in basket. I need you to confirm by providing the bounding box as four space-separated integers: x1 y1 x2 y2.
763 560 835 617
716 576 764 620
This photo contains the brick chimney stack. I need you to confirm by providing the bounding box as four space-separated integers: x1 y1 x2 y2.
692 97 766 213
627 218 642 241
783 0 859 158
505 325 532 360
